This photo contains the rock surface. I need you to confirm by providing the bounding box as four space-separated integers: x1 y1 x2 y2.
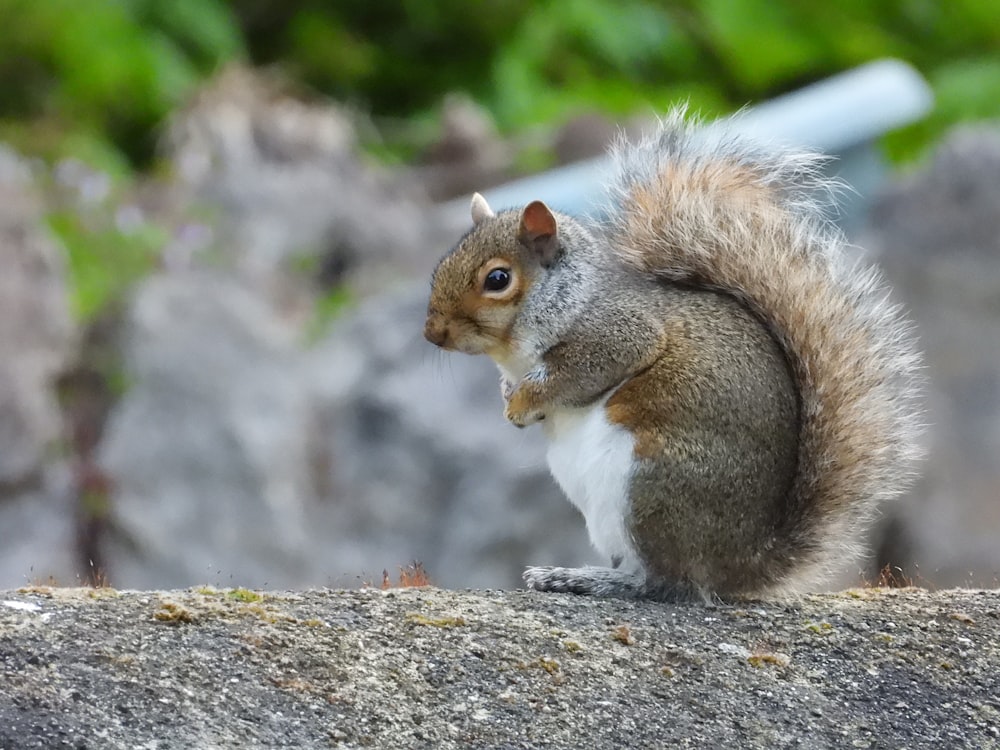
1 586 998 749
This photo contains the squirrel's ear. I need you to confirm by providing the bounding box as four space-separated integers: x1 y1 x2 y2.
518 201 560 266
470 192 495 225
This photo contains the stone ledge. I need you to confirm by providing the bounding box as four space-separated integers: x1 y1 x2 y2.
2 586 998 748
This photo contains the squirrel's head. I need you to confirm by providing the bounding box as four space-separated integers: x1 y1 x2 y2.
424 193 562 359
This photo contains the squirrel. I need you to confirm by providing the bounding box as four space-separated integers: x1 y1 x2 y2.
423 109 923 601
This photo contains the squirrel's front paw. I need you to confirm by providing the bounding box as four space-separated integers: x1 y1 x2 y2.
503 397 545 428
502 379 546 427
504 404 545 428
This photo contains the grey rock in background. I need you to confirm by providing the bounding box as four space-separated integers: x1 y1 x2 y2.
98 272 319 588
415 92 511 201
0 146 78 585
0 474 78 586
0 148 75 488
865 126 1000 587
97 274 590 590
163 65 442 293
308 287 592 590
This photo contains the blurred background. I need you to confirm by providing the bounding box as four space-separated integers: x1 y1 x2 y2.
1 0 999 591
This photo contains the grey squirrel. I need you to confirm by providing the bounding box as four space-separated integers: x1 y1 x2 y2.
423 109 923 601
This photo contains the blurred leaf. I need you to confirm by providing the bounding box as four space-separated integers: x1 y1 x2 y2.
304 286 356 344
287 9 376 89
493 0 678 127
698 0 821 93
0 121 132 179
48 210 166 320
0 0 996 203
885 57 1000 162
0 0 243 165
130 0 245 67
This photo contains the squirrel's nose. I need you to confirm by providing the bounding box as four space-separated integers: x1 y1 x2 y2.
424 315 448 347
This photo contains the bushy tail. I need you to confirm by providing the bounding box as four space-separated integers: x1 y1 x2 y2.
606 108 924 588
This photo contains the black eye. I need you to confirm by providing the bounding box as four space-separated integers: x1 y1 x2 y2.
484 268 511 292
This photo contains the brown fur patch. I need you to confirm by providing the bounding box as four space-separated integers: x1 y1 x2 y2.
605 321 691 460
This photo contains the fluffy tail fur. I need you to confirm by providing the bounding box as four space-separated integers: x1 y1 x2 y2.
606 109 924 588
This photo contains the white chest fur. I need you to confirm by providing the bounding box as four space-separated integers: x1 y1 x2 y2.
543 398 639 571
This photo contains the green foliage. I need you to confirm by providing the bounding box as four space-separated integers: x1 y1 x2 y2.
491 0 727 127
48 207 166 321
44 158 169 322
0 0 244 167
476 0 1000 161
3 0 1000 170
234 0 1000 163
886 56 1000 162
304 287 356 345
227 587 264 603
0 0 243 324
233 0 528 113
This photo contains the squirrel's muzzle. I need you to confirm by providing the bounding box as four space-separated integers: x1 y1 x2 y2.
423 313 450 348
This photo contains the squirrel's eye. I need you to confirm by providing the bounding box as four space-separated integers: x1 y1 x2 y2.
484 268 511 292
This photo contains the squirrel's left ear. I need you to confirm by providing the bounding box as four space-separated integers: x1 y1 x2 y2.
470 193 495 225
518 201 560 266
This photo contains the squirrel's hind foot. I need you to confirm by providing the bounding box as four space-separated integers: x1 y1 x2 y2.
523 565 707 602
523 565 646 598
522 565 645 598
